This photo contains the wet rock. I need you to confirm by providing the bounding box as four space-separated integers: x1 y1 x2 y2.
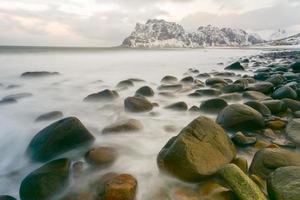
234 78 256 85
261 100 287 114
198 180 237 200
161 75 178 83
189 105 200 112
286 118 300 146
21 71 59 78
205 78 227 86
93 173 137 200
180 76 194 83
219 164 267 200
290 61 300 73
158 92 176 98
247 82 274 94
19 158 71 200
157 116 236 181
266 120 286 130
282 98 300 112
267 166 300 200
215 71 236 77
102 119 143 134
271 139 296 149
244 101 271 117
27 117 95 162
254 72 270 81
35 111 63 122
2 93 33 101
6 84 21 89
165 101 188 111
216 104 265 131
84 89 119 102
225 62 245 70
124 96 153 112
0 98 17 105
72 161 84 178
272 86 297 100
232 132 257 147
220 93 243 101
199 98 228 114
135 86 154 97
85 147 118 167
60 191 94 200
196 73 210 78
117 80 134 88
0 196 16 200
243 91 269 101
221 84 245 93
194 88 221 96
266 75 285 86
249 148 300 179
232 157 248 173
158 84 183 91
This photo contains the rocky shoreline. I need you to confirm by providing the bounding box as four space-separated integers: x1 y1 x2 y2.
1 50 300 200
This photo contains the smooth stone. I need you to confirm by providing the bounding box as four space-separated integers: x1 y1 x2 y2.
261 100 287 114
205 78 227 86
282 98 300 112
158 91 176 98
0 196 16 200
271 139 296 149
180 76 194 83
157 116 236 182
165 101 188 111
199 98 228 114
19 158 70 200
232 157 248 173
117 80 134 88
244 101 272 117
286 118 300 146
221 84 245 93
243 91 269 101
272 86 297 100
254 72 270 81
249 148 300 179
189 105 200 112
267 166 300 200
124 96 153 112
21 71 59 78
290 61 300 73
135 86 154 97
161 75 178 83
218 164 267 200
266 120 286 130
60 191 94 200
232 132 257 147
85 147 118 167
219 93 243 101
102 119 143 134
247 82 274 94
158 84 183 91
27 117 95 162
0 98 17 105
2 93 33 100
194 88 221 96
35 111 63 122
266 75 285 86
225 61 245 70
234 78 256 85
198 180 237 200
216 104 265 131
84 89 119 102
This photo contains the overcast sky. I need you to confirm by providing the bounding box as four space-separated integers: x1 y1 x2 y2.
0 0 299 46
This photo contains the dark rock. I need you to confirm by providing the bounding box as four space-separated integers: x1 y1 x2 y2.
165 101 188 111
27 117 95 162
0 98 17 105
267 166 300 200
189 105 200 112
124 96 153 112
290 62 300 73
243 91 269 101
272 86 297 100
117 80 134 88
232 132 257 147
2 93 33 101
85 147 118 167
84 89 119 102
221 84 245 93
244 101 271 117
247 82 274 94
19 158 71 200
214 72 236 77
220 93 243 101
35 111 63 122
234 78 256 85
199 98 228 114
135 86 154 97
266 74 285 86
158 91 176 98
261 100 287 114
102 119 143 134
196 73 210 78
282 98 300 112
225 62 245 70
0 196 16 200
21 71 59 78
205 78 227 86
157 116 236 182
180 76 194 83
216 104 265 131
249 148 300 179
194 88 221 96
286 118 300 146
254 72 270 81
161 75 178 83
157 84 183 91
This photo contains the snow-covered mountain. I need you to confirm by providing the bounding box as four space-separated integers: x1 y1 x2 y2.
122 19 264 48
268 29 290 41
271 33 300 46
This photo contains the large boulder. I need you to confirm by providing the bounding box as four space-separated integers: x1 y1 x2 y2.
272 86 297 100
249 148 300 179
102 119 143 134
124 96 153 112
219 164 267 200
225 62 245 70
286 118 300 146
199 98 228 114
157 116 236 182
27 117 95 162
267 166 300 200
19 158 71 200
84 89 119 102
216 104 265 131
